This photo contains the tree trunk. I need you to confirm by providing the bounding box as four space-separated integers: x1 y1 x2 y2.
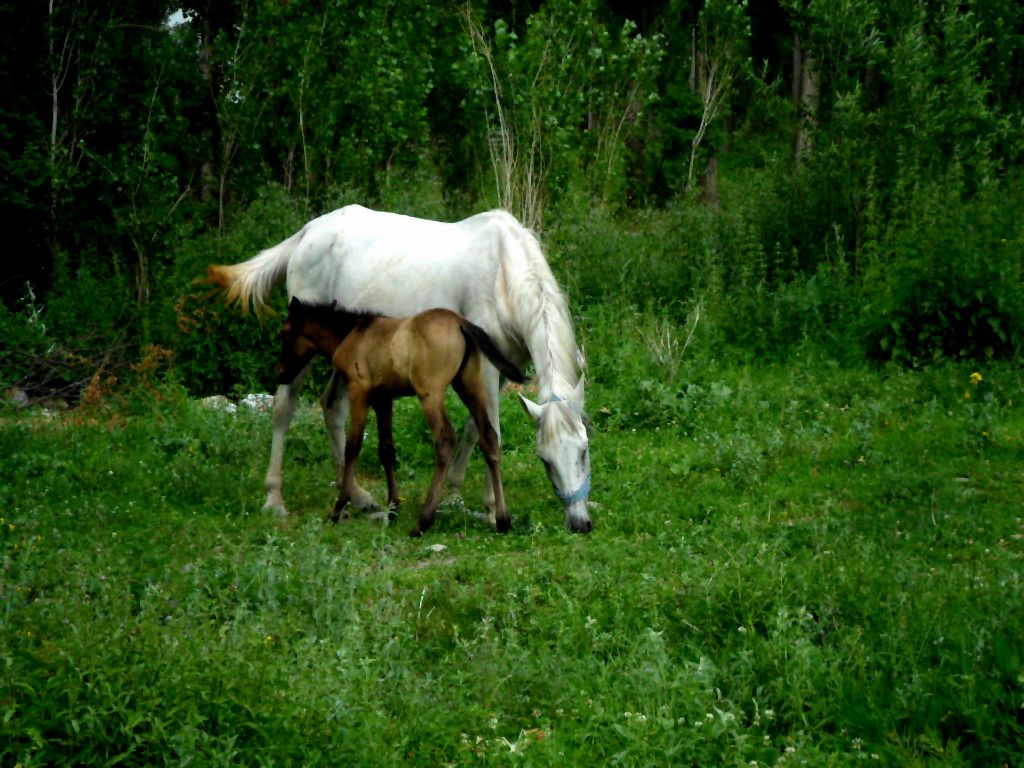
793 32 819 163
198 9 218 204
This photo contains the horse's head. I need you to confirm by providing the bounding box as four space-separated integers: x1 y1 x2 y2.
276 297 322 384
519 377 592 533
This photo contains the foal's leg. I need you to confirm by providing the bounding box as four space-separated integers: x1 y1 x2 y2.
263 364 312 516
410 395 457 538
322 371 379 510
447 363 503 520
455 379 510 533
331 391 370 523
373 398 401 520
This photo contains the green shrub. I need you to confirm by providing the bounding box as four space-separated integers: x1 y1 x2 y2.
163 185 307 396
862 176 1024 364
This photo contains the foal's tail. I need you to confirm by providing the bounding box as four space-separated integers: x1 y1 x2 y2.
206 229 303 317
460 321 527 384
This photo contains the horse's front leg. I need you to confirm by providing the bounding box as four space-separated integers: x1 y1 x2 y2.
263 364 311 516
331 392 369 523
410 397 456 538
446 417 479 496
322 372 379 510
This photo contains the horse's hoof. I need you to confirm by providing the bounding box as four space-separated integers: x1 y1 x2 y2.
409 528 423 538
262 500 289 517
350 487 380 511
328 505 351 524
495 517 511 534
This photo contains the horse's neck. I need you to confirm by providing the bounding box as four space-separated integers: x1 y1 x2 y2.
519 298 579 401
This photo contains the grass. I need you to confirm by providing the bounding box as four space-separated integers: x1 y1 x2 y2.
2 310 1023 766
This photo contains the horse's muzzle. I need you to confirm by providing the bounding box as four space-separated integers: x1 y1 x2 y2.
565 504 593 534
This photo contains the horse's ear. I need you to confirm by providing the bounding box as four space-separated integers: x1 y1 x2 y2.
572 376 585 408
518 393 544 424
289 296 301 310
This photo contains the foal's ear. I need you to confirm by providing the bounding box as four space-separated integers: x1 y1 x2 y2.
289 296 302 311
518 393 545 424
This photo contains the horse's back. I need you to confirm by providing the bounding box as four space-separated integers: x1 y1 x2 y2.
284 207 528 354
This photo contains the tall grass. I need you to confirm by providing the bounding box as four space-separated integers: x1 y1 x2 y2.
3 308 1022 765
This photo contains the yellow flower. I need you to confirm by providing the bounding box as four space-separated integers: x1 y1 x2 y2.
970 371 983 386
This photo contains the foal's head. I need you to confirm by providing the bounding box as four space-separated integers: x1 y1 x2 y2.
276 298 348 384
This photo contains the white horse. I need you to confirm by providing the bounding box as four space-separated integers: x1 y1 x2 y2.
208 205 592 533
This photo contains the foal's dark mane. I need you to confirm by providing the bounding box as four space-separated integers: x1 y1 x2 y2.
293 299 380 339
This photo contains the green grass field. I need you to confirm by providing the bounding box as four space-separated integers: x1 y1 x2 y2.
2 327 1023 765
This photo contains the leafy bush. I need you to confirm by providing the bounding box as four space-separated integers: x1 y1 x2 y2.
165 185 305 396
0 262 136 401
862 176 1024 364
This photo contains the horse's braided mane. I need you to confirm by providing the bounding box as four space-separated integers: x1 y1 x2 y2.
502 219 581 393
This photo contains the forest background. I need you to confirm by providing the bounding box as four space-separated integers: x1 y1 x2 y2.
2 0 1022 399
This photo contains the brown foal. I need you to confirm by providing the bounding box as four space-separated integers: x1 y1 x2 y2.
277 298 526 537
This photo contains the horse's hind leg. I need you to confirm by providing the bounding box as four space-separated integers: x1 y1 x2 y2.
322 372 379 510
264 364 311 516
410 397 457 538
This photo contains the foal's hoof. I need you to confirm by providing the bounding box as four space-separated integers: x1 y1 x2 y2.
329 503 351 524
495 516 511 534
408 527 423 538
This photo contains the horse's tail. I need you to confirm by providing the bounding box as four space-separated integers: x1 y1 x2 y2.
460 320 526 384
206 229 303 317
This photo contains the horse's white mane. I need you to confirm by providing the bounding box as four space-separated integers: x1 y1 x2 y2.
493 212 582 396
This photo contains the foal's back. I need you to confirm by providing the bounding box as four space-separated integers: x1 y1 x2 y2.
332 308 468 397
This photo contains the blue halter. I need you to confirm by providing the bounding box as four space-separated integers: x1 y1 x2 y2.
541 395 590 504
555 471 591 504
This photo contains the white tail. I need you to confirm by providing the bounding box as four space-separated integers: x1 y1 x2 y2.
207 229 302 316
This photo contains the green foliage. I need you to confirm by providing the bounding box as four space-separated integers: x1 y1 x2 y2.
862 176 1024 364
2 0 1024 402
467 0 664 224
165 184 306 396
